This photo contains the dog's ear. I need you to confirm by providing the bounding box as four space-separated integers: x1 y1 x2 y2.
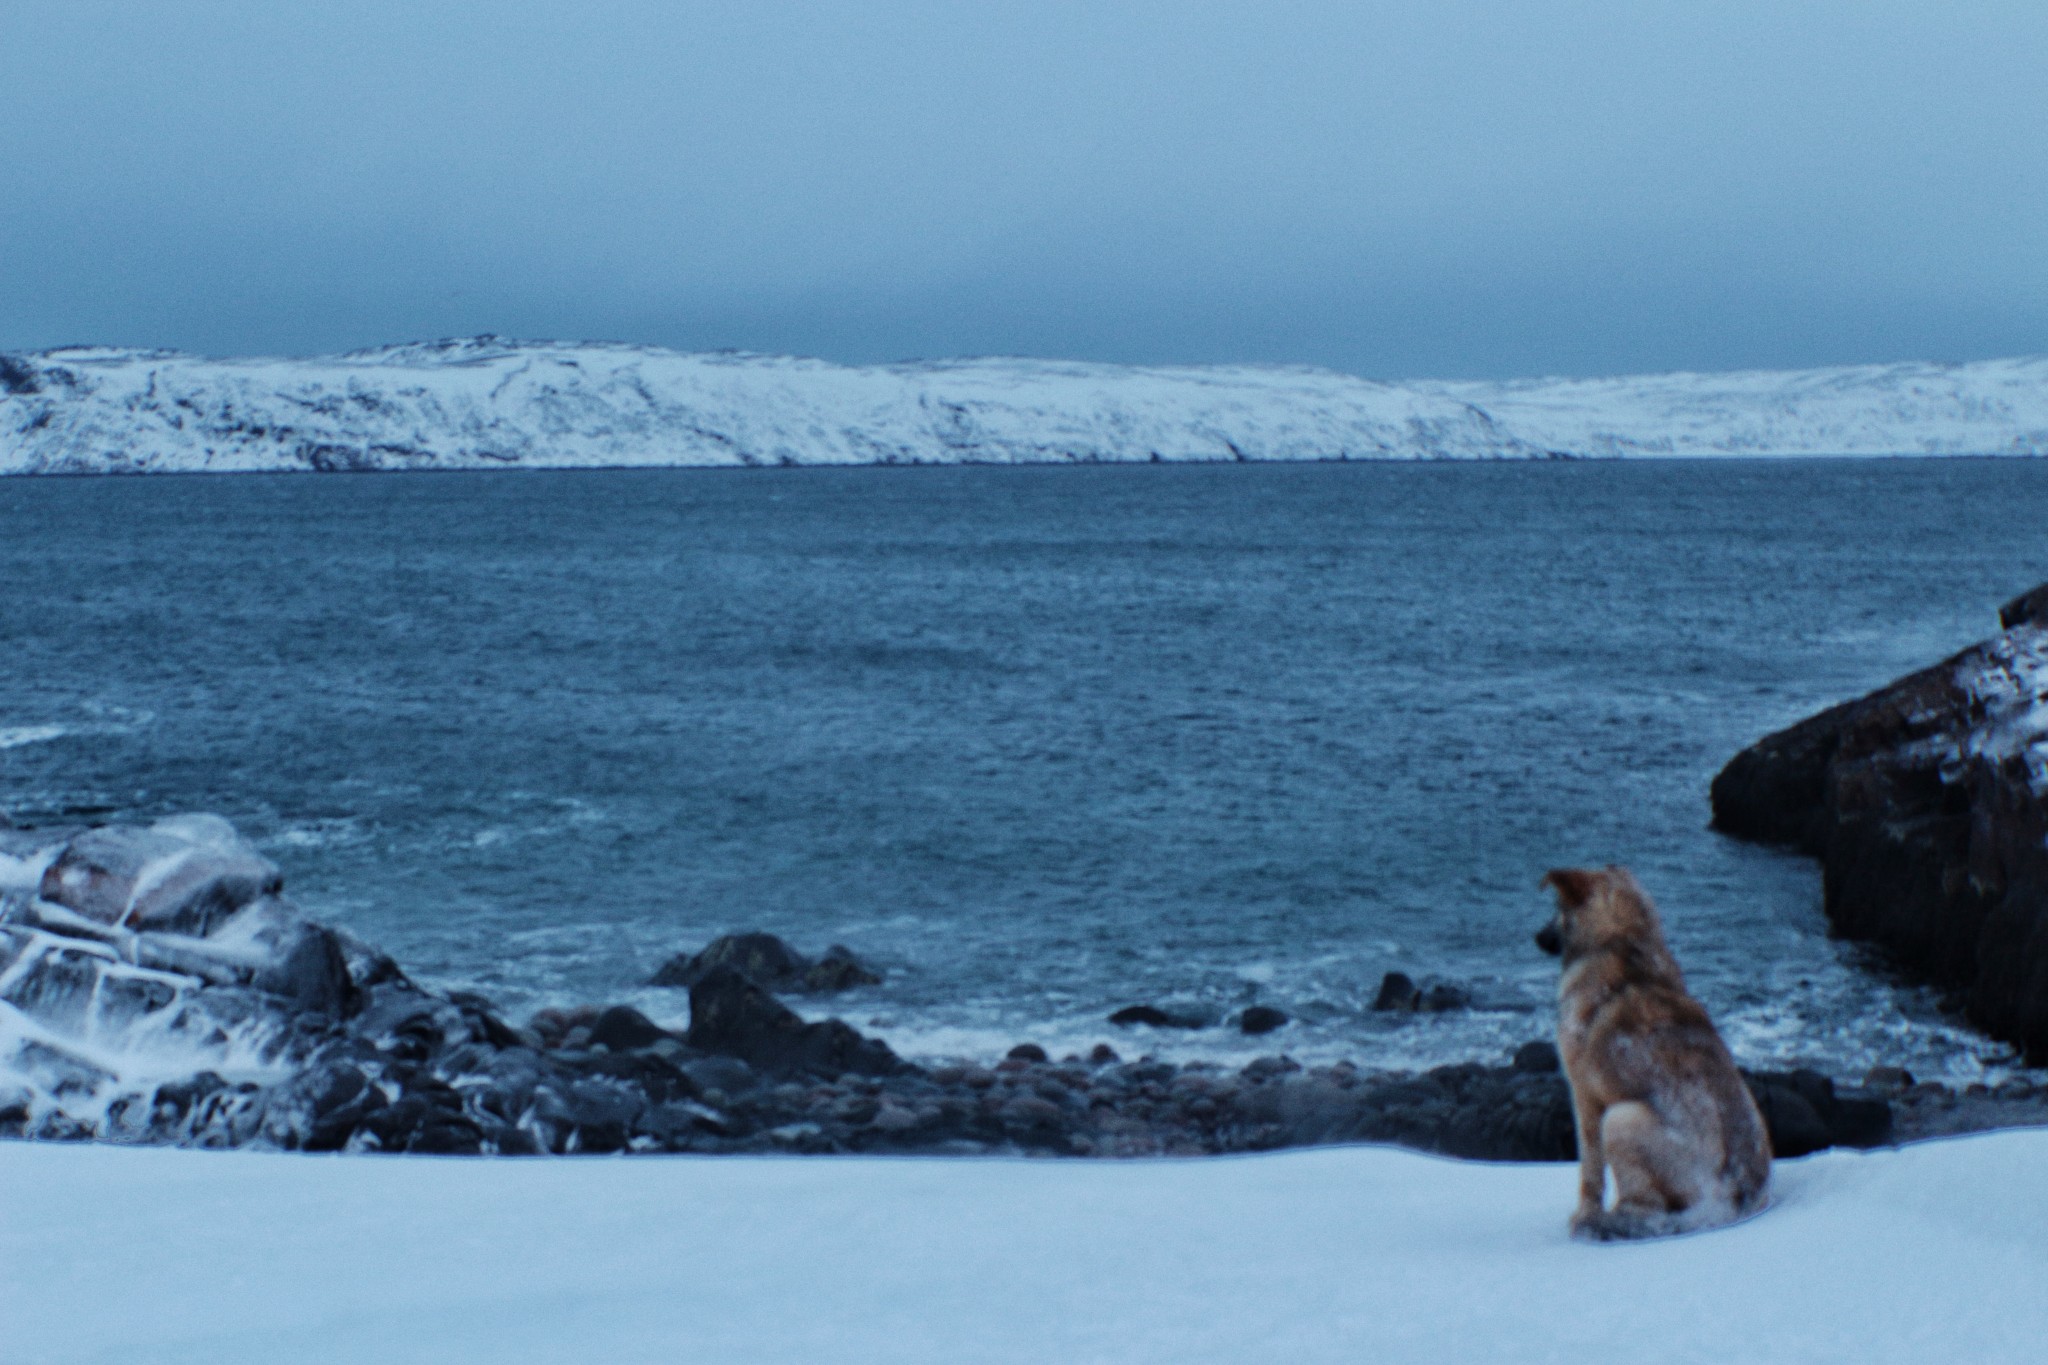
1541 868 1599 909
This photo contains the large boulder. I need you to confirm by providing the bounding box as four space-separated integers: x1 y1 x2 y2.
37 815 282 934
1712 586 2048 1061
684 966 905 1079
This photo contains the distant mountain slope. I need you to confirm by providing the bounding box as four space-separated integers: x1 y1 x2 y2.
1421 356 2048 458
2 338 2044 474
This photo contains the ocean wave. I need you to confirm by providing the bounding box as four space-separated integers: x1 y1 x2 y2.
0 725 68 751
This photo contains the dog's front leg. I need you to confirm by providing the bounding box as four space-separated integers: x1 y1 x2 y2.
1569 1092 1607 1236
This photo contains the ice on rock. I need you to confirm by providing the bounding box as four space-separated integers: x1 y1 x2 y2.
0 814 342 1141
37 819 282 934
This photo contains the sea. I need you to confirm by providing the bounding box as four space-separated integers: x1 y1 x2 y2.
3 458 2044 1080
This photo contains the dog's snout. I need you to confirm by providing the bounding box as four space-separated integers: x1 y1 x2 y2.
1534 922 1562 956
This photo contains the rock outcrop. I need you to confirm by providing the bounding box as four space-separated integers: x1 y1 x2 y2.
1711 585 2048 1061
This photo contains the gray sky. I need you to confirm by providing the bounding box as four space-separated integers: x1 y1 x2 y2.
3 1 2045 377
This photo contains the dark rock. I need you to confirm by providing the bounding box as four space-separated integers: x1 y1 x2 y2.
680 1054 759 1098
1745 1077 1833 1158
1372 972 1421 1011
1711 591 2048 1062
1107 1004 1205 1029
588 1005 670 1052
2000 584 2048 630
1088 1043 1121 1064
1226 1060 1576 1161
999 1094 1070 1141
650 932 881 994
1512 1041 1561 1073
635 1099 734 1147
151 1072 231 1129
260 1060 385 1151
0 353 39 395
577 1049 699 1106
247 916 354 1015
652 932 807 989
1863 1064 1915 1091
1006 1043 1049 1063
1887 1078 2048 1142
1238 1006 1289 1035
1241 1055 1302 1081
334 928 409 995
458 1002 530 1051
804 945 882 992
685 966 905 1079
529 1005 601 1049
1372 974 1469 1012
484 1122 544 1156
356 987 448 1063
1419 983 1471 1012
512 1074 629 1153
1743 1068 1893 1154
358 1092 486 1155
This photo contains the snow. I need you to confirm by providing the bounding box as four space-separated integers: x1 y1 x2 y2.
1423 356 2048 458
1957 625 2048 794
4 338 2045 474
5 1131 2046 1364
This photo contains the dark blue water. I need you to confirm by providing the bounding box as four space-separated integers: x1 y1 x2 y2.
3 460 2044 1077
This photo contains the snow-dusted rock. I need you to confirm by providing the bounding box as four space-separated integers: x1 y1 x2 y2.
38 818 281 934
1713 585 2048 1060
5 337 2044 474
0 815 359 1141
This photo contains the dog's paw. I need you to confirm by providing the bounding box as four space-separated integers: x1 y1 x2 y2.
1568 1207 1606 1241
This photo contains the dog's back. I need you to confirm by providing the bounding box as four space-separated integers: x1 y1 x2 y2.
1539 867 1770 1240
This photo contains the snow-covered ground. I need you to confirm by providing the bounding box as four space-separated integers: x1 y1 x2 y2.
5 1131 2045 1364
3 338 2045 474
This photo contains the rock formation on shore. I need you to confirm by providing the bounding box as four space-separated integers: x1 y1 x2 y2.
1712 584 2048 1062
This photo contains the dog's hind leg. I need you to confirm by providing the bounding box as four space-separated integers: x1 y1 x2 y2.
1573 1101 1711 1242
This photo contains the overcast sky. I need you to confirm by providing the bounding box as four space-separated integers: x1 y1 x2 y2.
3 1 2045 378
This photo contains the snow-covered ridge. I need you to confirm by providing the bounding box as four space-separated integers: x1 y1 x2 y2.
3 337 2046 474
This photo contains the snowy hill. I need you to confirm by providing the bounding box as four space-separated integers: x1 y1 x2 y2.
2 338 2045 474
1424 355 2048 458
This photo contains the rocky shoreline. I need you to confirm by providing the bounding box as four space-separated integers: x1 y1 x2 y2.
2 810 2041 1162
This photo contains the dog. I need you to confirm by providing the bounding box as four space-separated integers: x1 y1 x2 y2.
1535 866 1771 1241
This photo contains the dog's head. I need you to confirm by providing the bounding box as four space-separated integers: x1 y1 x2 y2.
1536 865 1653 961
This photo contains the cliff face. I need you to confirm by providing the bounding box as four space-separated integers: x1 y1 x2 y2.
1711 586 2048 1061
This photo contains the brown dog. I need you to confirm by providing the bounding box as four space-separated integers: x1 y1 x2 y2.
1536 866 1771 1240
